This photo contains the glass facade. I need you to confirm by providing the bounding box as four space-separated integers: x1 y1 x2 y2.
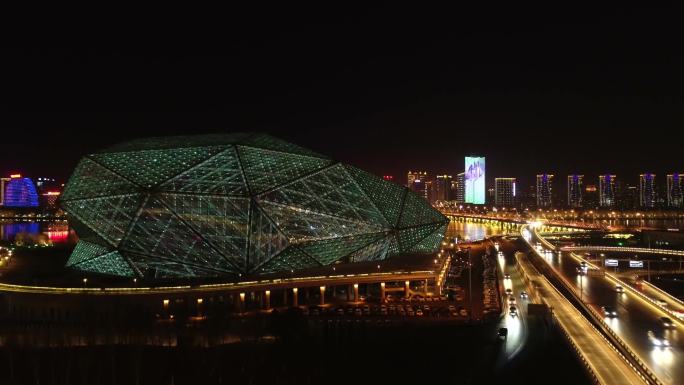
61 134 449 279
3 176 39 207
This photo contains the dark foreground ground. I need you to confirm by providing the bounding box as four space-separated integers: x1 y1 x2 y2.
0 314 591 385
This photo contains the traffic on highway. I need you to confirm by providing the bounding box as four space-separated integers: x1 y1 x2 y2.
527 227 683 385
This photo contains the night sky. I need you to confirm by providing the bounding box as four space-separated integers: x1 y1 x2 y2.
1 5 682 188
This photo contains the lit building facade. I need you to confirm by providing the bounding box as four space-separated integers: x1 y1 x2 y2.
0 177 9 206
454 172 465 204
639 173 656 208
3 174 39 208
495 178 516 207
62 134 449 279
667 173 683 208
536 174 554 208
567 174 583 208
434 174 453 202
599 174 616 208
407 171 429 200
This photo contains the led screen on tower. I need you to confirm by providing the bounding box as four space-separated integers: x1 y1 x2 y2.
465 156 485 204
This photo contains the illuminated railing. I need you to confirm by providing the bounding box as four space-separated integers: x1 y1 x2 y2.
560 245 684 257
0 269 438 296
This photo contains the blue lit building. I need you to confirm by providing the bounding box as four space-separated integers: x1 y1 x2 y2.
3 175 39 208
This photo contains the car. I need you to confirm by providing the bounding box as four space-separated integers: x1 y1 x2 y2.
660 317 675 328
520 291 528 299
423 305 431 312
337 308 344 316
504 273 511 279
498 327 508 338
459 308 468 317
505 288 513 295
602 306 617 317
354 308 362 317
656 299 668 307
407 308 415 316
310 308 320 316
455 294 463 301
509 306 517 317
615 284 624 293
508 296 516 305
647 330 670 347
416 309 424 316
380 308 388 316
448 305 456 312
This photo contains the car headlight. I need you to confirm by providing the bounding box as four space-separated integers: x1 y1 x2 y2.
653 339 662 346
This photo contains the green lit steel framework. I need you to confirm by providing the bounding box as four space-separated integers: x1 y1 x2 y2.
61 134 448 279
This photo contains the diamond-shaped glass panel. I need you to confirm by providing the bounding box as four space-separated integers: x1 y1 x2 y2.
239 134 328 159
91 146 224 187
349 235 393 263
158 193 250 271
73 251 135 277
121 196 239 274
409 223 447 252
345 165 407 226
62 157 138 201
248 203 289 271
260 164 388 226
159 147 248 195
61 194 144 246
124 252 229 278
301 232 387 265
258 200 384 242
238 146 332 194
398 191 447 228
257 246 320 273
397 223 443 251
66 240 114 266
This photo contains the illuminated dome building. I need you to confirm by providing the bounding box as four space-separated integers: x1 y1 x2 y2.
3 174 39 208
61 134 448 280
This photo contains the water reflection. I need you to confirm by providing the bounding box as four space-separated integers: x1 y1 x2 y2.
445 221 503 242
0 221 72 245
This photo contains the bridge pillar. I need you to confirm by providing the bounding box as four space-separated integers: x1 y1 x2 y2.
292 288 298 307
319 286 326 305
380 282 386 302
239 292 245 313
424 279 429 296
346 285 351 301
264 290 271 310
405 280 410 298
353 283 359 302
283 289 287 306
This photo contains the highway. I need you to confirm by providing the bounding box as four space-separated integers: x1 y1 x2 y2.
495 241 531 363
529 229 683 385
515 241 646 385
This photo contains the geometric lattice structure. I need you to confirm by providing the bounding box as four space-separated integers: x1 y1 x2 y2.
61 133 448 280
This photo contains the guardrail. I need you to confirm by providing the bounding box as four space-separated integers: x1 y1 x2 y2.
523 226 663 385
641 279 684 307
566 251 684 326
513 251 601 384
560 246 684 257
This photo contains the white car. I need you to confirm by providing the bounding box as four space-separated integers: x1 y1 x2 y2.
615 285 623 293
648 330 670 347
